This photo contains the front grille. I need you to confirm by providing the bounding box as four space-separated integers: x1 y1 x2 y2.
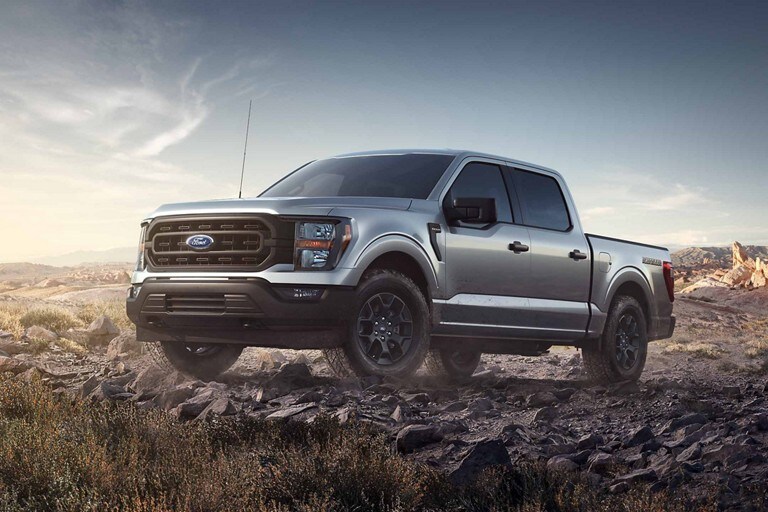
145 215 293 271
142 293 261 315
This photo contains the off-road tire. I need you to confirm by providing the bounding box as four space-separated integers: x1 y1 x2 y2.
583 295 648 384
342 269 430 379
146 341 243 381
425 350 482 381
323 347 355 378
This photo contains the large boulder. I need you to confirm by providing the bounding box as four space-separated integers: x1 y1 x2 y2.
750 269 767 288
733 242 755 270
720 265 752 286
396 424 443 453
86 316 120 346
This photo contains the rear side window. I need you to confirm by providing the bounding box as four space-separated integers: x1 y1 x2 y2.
443 162 513 224
513 170 571 231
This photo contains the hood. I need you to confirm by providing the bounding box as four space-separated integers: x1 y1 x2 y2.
147 196 413 219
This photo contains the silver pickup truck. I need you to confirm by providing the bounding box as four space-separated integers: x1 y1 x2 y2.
127 149 675 383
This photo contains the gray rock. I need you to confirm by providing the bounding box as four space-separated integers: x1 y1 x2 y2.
587 452 614 474
676 442 702 463
267 363 315 395
752 413 768 432
469 398 494 412
176 389 217 418
440 401 468 413
526 391 559 407
576 433 603 450
198 397 238 419
78 375 102 398
86 316 119 346
609 481 630 494
449 439 512 486
613 468 658 485
547 455 579 472
533 407 558 423
390 405 406 422
552 388 576 401
153 385 198 410
659 413 708 434
396 424 443 453
624 425 655 447
0 349 8 358
265 403 317 420
106 332 142 361
92 381 129 401
701 444 756 467
131 366 171 394
24 325 57 342
294 390 324 404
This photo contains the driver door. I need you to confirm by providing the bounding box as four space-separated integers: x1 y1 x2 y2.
435 160 534 338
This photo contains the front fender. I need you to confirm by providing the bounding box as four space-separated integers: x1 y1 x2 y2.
341 234 440 294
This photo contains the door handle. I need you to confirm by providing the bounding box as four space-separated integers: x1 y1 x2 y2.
570 249 588 260
509 241 530 253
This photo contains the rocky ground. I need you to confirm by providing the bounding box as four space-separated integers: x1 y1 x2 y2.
1 252 768 509
1 287 767 509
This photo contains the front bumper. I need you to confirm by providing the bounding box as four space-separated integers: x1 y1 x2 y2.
126 278 355 348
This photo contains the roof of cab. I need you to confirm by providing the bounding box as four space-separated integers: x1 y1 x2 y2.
330 148 563 178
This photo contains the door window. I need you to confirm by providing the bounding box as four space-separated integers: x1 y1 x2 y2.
513 170 571 231
443 162 513 224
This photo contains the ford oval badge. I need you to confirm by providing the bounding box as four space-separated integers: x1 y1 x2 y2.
186 234 214 251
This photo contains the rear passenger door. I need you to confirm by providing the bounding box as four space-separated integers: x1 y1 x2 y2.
507 167 591 339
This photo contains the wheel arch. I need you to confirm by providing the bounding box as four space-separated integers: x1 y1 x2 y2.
351 235 438 302
603 267 653 330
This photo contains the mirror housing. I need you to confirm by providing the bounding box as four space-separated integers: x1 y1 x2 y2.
446 197 497 224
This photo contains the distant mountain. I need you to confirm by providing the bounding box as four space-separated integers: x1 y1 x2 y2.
672 244 768 269
31 247 136 267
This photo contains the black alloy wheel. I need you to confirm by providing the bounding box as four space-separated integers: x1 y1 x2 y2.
356 292 413 365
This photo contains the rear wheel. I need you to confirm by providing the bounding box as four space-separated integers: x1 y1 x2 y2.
425 349 481 381
147 341 243 381
335 269 430 379
583 295 648 384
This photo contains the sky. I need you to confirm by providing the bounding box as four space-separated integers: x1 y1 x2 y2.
1 0 767 262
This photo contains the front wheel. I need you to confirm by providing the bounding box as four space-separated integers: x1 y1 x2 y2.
146 341 243 381
337 269 430 379
582 295 648 384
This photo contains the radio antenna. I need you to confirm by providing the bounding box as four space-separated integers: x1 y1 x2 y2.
238 99 252 199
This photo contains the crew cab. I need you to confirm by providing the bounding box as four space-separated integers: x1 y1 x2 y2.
127 149 675 382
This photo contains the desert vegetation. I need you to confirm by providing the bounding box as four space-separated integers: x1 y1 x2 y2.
0 377 726 512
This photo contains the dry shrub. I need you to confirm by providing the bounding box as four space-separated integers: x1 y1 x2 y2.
76 299 132 330
0 380 752 512
0 303 27 339
55 338 87 356
18 306 81 334
662 342 724 359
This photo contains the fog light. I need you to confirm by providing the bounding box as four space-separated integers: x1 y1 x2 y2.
128 285 141 299
275 287 324 301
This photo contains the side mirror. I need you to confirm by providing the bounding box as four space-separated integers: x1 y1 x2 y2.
446 197 497 224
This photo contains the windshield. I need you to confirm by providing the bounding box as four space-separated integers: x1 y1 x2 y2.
261 154 455 199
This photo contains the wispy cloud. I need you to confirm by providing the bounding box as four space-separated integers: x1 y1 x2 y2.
0 2 268 261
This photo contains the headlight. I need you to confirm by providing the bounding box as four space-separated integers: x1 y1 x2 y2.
135 224 147 271
294 220 352 270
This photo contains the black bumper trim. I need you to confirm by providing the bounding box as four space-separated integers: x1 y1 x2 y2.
127 279 355 348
